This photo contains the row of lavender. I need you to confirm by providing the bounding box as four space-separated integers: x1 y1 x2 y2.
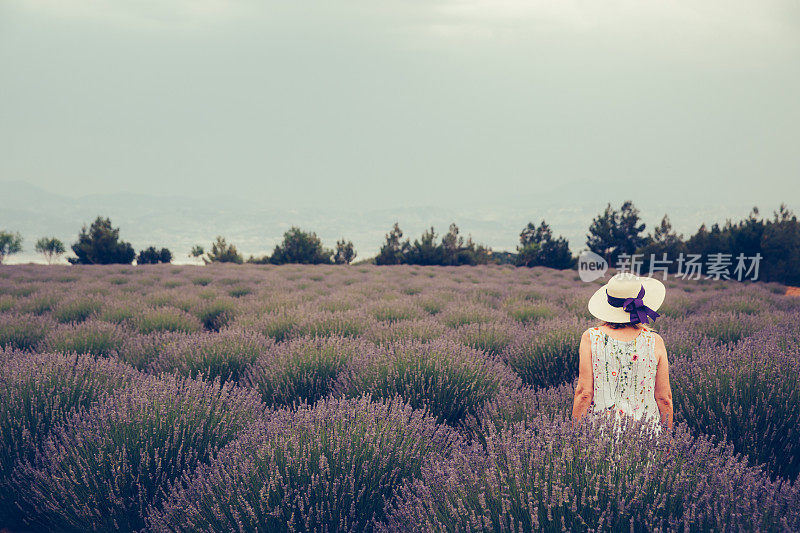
1 264 799 531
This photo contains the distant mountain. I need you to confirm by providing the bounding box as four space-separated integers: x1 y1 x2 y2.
0 180 774 264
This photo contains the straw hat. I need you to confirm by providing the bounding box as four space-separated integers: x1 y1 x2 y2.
587 273 666 324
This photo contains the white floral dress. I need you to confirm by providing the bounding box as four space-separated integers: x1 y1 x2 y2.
588 327 662 436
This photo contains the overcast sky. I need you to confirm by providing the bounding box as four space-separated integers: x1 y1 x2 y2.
1 0 798 210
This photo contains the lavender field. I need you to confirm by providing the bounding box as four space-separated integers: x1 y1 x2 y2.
1 264 799 532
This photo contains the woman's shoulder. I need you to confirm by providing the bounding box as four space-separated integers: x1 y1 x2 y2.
640 327 665 346
638 324 657 335
639 324 659 335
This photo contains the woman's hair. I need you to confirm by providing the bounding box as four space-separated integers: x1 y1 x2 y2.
602 321 644 330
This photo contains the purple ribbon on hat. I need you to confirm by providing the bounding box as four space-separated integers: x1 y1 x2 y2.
606 285 660 325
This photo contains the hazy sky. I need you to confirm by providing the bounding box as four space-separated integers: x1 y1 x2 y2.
2 0 799 210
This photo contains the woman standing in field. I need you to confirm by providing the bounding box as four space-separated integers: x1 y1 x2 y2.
571 273 673 435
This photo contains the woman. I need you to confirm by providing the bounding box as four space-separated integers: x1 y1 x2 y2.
571 273 673 436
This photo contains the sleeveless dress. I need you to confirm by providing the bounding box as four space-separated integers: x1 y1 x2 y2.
587 327 662 437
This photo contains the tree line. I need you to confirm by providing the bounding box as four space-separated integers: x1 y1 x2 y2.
0 218 357 267
581 201 800 285
1 202 798 284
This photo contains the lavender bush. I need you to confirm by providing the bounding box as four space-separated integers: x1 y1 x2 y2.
0 351 136 527
13 291 61 315
195 298 236 331
438 302 504 328
503 299 557 323
247 309 302 341
501 318 587 389
368 298 424 323
149 328 272 384
670 332 800 481
243 335 371 408
455 321 517 355
681 311 763 344
14 373 264 532
0 312 53 351
293 309 374 338
416 291 452 315
382 414 800 532
51 295 104 324
364 317 448 346
151 395 459 532
0 295 14 313
115 331 189 370
335 339 520 427
44 320 130 357
134 306 204 334
99 300 148 324
463 383 576 444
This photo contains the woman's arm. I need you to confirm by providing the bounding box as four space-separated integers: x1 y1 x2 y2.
571 330 594 426
653 334 673 430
